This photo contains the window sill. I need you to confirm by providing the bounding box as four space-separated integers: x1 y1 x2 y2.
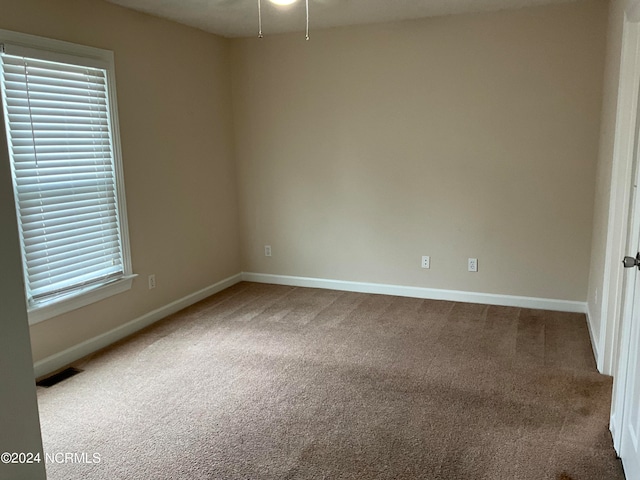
27 274 137 325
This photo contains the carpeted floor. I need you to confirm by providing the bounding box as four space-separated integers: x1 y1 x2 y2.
37 282 625 479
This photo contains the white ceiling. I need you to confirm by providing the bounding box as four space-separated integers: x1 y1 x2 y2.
105 0 580 38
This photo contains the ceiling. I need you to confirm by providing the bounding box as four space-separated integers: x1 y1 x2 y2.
105 0 581 38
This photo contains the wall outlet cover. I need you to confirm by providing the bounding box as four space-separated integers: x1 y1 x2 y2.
468 258 478 272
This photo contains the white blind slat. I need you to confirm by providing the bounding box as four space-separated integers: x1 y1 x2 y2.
29 249 121 278
20 189 116 207
19 186 116 205
21 196 115 215
23 220 120 244
30 266 122 299
24 227 121 253
29 238 121 265
21 206 118 230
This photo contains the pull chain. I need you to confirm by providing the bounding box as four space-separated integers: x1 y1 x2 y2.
257 0 309 40
305 0 310 40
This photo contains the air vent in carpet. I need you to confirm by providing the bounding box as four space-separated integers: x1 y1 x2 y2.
37 367 83 387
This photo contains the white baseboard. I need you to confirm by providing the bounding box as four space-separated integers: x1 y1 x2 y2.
33 273 242 379
611 412 621 453
241 272 587 314
585 305 601 372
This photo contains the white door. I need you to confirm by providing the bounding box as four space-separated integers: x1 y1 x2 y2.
616 20 640 475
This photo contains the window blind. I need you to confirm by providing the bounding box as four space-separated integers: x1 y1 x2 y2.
0 51 124 304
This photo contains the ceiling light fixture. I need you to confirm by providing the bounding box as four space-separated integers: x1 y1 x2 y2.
258 0 310 40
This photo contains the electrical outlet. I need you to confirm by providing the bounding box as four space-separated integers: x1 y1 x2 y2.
468 258 478 272
421 256 430 269
264 245 272 257
148 274 156 289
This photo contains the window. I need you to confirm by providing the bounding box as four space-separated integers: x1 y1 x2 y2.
0 31 134 324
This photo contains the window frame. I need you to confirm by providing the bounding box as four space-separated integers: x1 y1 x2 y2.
0 29 135 325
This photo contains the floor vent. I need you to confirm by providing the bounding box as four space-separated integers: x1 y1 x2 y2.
37 367 83 388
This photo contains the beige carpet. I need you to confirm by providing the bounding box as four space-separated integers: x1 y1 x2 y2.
37 282 624 479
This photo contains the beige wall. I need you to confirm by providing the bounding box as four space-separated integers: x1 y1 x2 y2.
231 1 607 301
0 0 241 363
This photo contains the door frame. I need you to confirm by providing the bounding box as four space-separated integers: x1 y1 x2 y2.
603 0 640 451
599 1 640 379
